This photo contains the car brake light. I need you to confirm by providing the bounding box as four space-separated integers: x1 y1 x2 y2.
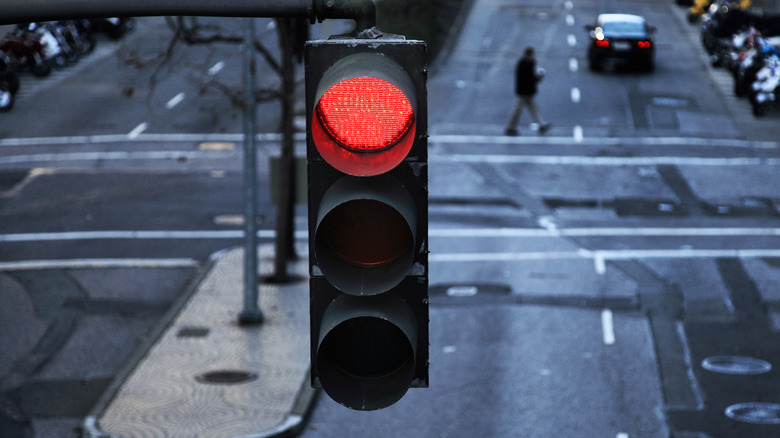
637 41 651 49
595 40 610 48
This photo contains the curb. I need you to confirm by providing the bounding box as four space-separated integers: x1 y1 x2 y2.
82 244 315 438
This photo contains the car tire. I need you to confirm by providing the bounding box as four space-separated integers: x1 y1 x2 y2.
752 101 771 117
589 57 603 72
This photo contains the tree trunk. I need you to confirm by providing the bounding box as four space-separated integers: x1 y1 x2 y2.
272 18 298 283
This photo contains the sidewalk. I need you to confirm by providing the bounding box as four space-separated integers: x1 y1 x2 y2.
83 245 315 438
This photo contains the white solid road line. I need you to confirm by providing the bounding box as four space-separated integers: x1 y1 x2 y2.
0 258 199 271
1 133 776 149
7 150 775 167
429 248 780 263
5 150 777 167
0 229 301 242
428 133 778 149
439 154 780 167
3 226 780 243
429 227 780 238
0 150 238 165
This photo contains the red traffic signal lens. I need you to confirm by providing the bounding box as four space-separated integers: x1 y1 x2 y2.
310 53 418 177
316 77 414 152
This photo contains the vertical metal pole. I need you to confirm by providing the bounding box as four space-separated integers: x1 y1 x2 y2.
239 17 264 325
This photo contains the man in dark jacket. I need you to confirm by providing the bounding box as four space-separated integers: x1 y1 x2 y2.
506 47 550 136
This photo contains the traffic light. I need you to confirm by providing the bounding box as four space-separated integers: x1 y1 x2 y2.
306 37 428 411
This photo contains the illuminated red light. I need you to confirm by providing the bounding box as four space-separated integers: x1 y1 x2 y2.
595 40 610 48
312 74 417 177
316 77 414 152
637 41 651 49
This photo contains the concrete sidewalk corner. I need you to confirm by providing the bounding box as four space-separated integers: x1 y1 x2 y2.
82 244 316 438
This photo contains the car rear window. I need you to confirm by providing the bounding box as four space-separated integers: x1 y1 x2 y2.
601 21 645 36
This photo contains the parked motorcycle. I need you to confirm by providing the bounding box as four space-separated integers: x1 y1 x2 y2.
732 34 762 96
44 22 80 64
689 0 751 24
693 2 780 117
0 52 20 111
91 17 134 40
61 20 96 56
750 51 780 116
0 25 52 76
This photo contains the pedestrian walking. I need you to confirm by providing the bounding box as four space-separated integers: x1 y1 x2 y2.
505 47 550 136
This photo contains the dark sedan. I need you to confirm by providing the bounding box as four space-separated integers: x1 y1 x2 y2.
585 13 657 72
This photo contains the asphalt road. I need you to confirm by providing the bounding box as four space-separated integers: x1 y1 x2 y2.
2 1 780 437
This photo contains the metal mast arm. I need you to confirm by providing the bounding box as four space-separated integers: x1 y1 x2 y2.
0 0 376 32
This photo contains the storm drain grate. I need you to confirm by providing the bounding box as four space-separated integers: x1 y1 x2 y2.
177 326 211 338
702 356 772 376
725 402 780 424
195 370 258 385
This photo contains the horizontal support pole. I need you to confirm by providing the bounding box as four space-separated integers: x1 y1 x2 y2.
0 0 375 30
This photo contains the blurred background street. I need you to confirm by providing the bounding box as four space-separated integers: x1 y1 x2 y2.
3 0 780 437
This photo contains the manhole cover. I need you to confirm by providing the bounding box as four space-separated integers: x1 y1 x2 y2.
196 370 258 385
702 356 772 375
725 402 780 424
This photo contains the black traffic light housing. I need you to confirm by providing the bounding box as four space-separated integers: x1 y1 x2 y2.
306 37 428 411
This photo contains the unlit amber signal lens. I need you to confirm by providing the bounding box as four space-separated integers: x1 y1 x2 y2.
320 199 412 267
316 77 414 152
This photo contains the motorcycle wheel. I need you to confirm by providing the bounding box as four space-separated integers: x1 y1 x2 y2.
31 60 51 76
0 88 14 111
1 73 19 93
106 25 124 40
752 101 771 117
77 36 95 55
735 76 752 98
63 48 79 64
51 54 68 68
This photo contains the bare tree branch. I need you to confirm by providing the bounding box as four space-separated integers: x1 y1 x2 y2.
148 16 300 281
254 39 281 75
